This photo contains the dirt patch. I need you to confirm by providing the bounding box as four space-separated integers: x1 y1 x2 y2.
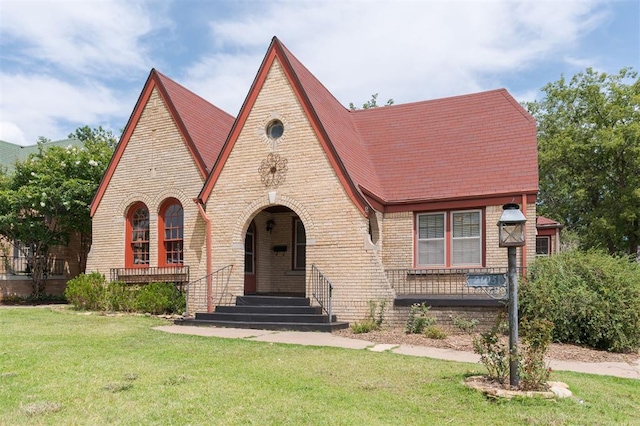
332 327 640 364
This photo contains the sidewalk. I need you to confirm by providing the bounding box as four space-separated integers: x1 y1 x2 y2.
154 325 640 380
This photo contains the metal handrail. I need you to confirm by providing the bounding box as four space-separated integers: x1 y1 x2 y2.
110 266 190 286
311 264 333 323
385 267 525 298
184 265 233 316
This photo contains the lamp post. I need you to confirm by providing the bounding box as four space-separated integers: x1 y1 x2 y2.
497 203 527 388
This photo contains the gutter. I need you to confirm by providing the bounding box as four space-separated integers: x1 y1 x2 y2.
193 198 213 313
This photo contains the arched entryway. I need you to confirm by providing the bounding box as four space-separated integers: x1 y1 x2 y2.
243 205 306 296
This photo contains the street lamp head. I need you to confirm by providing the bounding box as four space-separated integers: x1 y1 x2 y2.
497 203 527 247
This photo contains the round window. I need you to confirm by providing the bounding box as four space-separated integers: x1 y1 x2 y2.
266 120 284 140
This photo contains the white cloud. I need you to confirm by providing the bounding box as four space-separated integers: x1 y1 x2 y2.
0 0 166 144
0 0 161 77
180 0 607 113
0 73 125 144
0 0 619 146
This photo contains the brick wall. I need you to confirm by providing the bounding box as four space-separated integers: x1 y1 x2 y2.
387 305 506 333
86 89 208 282
204 59 394 322
86 60 537 324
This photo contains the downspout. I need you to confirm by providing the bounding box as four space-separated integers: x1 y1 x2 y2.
194 198 213 313
521 194 528 270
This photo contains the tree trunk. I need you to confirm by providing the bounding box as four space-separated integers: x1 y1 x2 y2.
30 255 47 297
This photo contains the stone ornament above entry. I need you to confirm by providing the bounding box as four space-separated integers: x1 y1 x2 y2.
259 152 288 188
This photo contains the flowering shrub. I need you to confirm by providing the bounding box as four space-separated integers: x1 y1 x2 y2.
405 303 436 334
519 318 554 391
473 313 509 384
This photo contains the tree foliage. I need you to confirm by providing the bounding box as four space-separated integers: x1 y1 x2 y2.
349 93 394 110
0 127 116 296
525 67 640 256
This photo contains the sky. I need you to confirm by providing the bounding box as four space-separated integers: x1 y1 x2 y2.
1 0 638 146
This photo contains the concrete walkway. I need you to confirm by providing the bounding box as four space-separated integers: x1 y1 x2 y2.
154 325 640 380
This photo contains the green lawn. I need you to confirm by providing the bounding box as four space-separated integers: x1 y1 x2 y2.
1 307 638 425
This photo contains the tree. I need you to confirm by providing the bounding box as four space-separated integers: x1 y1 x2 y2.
349 93 394 110
525 67 640 256
69 125 118 151
0 128 116 296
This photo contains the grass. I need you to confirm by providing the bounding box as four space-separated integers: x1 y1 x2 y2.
1 307 639 425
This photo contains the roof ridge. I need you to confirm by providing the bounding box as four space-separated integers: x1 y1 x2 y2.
153 69 233 118
276 39 385 207
351 88 511 115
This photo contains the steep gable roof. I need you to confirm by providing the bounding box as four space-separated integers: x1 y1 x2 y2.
199 37 376 215
90 69 234 217
277 42 385 205
154 71 235 171
199 37 537 215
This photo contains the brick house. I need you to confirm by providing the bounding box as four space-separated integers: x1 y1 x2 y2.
87 37 538 328
535 216 563 256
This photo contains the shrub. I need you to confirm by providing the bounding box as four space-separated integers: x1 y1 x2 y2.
135 282 185 315
0 294 25 305
473 312 509 384
350 320 378 334
105 281 139 312
520 250 640 352
424 326 446 339
519 318 554 391
350 300 386 334
405 303 436 334
64 272 107 310
452 316 478 334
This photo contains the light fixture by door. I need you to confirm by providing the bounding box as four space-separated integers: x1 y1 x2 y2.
266 220 275 233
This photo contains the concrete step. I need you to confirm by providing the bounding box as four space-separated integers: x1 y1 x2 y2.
215 305 322 315
175 318 349 332
236 295 311 306
195 311 336 324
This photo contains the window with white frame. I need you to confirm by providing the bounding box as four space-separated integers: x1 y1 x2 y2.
416 210 482 267
417 213 446 266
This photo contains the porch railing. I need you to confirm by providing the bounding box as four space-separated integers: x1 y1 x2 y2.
311 264 333 322
110 266 190 288
385 267 523 299
184 265 233 316
1 256 65 277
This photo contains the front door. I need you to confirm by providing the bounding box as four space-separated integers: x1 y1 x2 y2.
244 221 256 294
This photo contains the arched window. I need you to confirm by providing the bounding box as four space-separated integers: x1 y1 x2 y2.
159 199 183 266
126 202 150 268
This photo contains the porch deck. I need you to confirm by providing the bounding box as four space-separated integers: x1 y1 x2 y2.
385 268 518 307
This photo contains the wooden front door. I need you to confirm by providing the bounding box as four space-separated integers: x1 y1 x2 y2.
244 221 256 294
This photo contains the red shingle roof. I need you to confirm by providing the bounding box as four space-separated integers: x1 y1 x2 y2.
536 216 563 228
277 38 538 207
278 43 385 201
155 70 235 173
96 37 538 217
352 89 538 203
90 69 235 217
